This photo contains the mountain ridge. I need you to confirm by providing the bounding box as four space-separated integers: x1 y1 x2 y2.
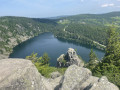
0 11 120 59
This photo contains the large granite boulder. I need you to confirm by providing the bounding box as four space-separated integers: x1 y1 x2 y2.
49 76 62 89
58 65 92 90
56 65 119 90
0 59 119 90
0 59 53 90
57 48 84 67
72 76 99 90
89 76 119 90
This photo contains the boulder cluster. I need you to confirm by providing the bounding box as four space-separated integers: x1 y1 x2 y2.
0 58 119 90
57 48 84 67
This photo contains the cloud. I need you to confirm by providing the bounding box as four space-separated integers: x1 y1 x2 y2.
117 0 120 1
101 3 114 7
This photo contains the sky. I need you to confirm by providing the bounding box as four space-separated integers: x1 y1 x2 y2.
0 0 120 18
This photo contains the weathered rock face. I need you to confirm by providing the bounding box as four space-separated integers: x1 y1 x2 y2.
49 76 62 89
0 54 8 60
0 59 53 90
56 65 119 90
77 76 99 90
50 71 61 79
58 65 92 90
57 54 66 67
57 48 84 67
89 76 119 90
0 59 119 90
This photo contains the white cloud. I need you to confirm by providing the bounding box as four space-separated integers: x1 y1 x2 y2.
101 3 114 7
117 0 120 1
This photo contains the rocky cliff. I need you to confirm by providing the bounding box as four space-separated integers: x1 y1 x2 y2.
57 48 84 67
0 58 119 90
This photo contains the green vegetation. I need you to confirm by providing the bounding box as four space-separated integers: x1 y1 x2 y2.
1 11 120 56
26 52 66 78
59 58 66 65
41 53 50 65
0 16 58 55
54 23 107 50
89 49 98 61
54 11 120 50
87 27 120 88
86 49 99 70
35 64 66 78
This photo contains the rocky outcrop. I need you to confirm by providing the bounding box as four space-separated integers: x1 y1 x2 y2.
78 76 99 90
57 48 84 67
89 76 119 90
0 59 53 90
56 65 119 90
0 59 119 90
49 76 62 89
58 65 92 90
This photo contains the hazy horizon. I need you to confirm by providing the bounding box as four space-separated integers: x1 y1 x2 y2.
0 0 120 18
0 11 120 19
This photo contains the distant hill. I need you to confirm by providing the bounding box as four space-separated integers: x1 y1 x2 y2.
47 15 71 19
58 11 120 26
0 11 120 58
55 11 120 48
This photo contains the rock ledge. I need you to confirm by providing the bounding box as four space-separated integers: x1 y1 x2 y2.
0 58 119 90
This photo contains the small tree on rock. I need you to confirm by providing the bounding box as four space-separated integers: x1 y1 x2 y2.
42 53 50 65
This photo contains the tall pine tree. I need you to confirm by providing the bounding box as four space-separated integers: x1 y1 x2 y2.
89 49 98 62
86 49 98 70
103 26 120 66
93 26 120 88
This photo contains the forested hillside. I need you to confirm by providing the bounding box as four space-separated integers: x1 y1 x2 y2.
0 16 59 58
0 11 120 58
59 11 120 26
54 11 120 50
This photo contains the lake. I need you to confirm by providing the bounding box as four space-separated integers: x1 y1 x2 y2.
9 32 105 66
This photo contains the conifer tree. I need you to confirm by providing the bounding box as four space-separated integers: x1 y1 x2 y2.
103 27 120 66
93 26 120 88
89 49 98 62
42 53 50 65
87 49 98 70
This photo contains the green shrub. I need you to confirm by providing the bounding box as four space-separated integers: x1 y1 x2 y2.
26 52 67 78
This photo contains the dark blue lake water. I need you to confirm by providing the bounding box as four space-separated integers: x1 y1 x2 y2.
9 33 105 66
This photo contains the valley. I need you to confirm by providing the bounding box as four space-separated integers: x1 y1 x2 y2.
9 32 104 66
0 11 120 59
0 11 120 89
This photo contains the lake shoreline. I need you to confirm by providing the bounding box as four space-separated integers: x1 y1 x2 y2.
9 32 105 66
